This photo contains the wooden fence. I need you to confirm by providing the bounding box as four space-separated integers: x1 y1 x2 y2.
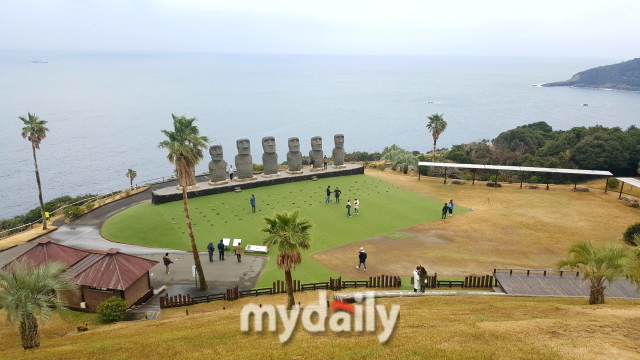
410 274 497 289
160 274 403 309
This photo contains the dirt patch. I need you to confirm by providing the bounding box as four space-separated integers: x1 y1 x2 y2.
312 170 640 278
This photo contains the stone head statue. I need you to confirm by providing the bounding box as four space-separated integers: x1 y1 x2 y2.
288 137 300 152
311 136 323 151
209 145 223 161
262 136 276 154
237 138 251 155
334 134 344 148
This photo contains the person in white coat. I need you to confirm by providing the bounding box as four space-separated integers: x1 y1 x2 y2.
413 265 427 292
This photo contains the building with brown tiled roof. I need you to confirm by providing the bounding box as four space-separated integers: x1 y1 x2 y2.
2 239 157 311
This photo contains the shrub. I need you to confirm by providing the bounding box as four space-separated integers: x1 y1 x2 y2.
363 161 369 168
96 297 128 323
507 178 514 184
83 202 95 211
623 222 640 246
530 176 539 184
63 206 85 219
124 188 132 197
607 178 619 189
489 175 497 182
391 164 397 171
377 164 385 171
252 164 264 172
464 174 473 181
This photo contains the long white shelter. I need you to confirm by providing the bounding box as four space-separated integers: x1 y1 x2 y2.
418 161 614 190
616 177 640 199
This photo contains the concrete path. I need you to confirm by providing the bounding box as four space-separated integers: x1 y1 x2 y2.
2 175 268 309
333 290 506 302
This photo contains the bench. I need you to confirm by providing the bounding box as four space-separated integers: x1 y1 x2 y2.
437 280 465 288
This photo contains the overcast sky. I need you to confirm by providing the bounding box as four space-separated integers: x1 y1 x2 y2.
2 0 639 59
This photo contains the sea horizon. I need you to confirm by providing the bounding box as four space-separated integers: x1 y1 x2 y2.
1 51 639 218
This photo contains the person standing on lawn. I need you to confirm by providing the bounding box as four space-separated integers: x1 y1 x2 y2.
235 241 242 262
207 241 215 262
326 185 332 203
413 266 427 292
334 187 341 203
250 194 257 213
448 199 454 217
346 200 352 217
218 239 225 260
356 247 367 270
353 198 359 214
441 202 449 220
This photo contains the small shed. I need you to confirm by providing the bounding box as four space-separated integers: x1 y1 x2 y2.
2 239 157 311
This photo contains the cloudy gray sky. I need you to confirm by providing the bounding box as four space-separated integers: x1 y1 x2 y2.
2 0 639 58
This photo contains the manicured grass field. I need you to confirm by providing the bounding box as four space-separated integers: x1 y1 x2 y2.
102 175 456 286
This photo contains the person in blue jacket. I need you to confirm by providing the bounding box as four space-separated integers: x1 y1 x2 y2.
207 241 215 262
217 239 225 260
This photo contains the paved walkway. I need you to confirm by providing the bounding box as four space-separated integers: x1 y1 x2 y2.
1 175 268 320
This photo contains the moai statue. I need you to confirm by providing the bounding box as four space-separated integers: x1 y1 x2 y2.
286 137 303 174
309 136 324 171
261 136 280 177
332 134 346 168
234 138 256 180
208 145 229 185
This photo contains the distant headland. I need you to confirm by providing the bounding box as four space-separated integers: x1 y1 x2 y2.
542 57 640 91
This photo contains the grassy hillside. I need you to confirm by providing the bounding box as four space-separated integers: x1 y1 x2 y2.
2 293 640 359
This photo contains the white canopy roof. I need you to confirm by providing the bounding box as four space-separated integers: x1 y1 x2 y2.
418 162 613 176
616 177 640 188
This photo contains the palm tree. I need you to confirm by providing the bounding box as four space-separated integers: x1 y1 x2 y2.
158 114 209 290
426 113 447 160
557 241 635 304
19 113 49 230
381 149 418 174
261 209 313 310
0 260 79 349
125 169 137 189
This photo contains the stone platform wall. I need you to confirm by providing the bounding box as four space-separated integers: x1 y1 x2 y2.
151 165 364 205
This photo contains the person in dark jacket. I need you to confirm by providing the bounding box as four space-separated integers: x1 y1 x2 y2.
356 247 367 270
326 185 332 203
217 239 225 260
441 202 449 220
334 187 342 204
207 241 215 262
163 253 173 274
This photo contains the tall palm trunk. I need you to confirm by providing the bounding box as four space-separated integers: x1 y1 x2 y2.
20 313 40 349
285 269 295 310
432 138 437 161
589 278 605 304
181 177 208 290
32 144 47 230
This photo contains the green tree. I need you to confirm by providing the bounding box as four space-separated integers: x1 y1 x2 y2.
572 133 629 173
158 114 210 290
426 113 447 160
261 209 313 310
125 169 137 189
381 149 417 174
19 113 50 230
0 260 78 349
623 223 640 246
557 241 635 304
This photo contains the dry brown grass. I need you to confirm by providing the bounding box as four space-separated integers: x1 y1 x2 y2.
313 170 640 278
2 293 640 359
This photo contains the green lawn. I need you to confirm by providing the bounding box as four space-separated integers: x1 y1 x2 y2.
102 175 456 286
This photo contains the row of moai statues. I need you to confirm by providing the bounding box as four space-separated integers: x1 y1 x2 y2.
208 135 345 185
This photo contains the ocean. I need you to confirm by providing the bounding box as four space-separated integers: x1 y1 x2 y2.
1 51 639 218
